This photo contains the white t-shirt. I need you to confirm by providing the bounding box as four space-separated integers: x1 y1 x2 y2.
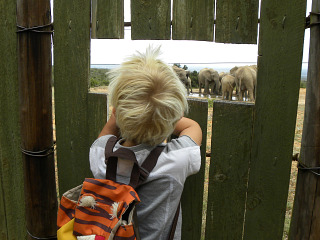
89 135 201 240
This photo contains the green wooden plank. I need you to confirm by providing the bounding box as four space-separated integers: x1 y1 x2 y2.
0 0 26 238
172 0 215 41
205 101 254 239
0 177 7 239
181 98 208 240
88 92 109 146
131 0 171 40
91 0 124 39
215 0 259 44
243 0 307 239
54 0 92 195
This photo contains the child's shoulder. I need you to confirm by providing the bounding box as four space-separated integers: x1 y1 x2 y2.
165 135 199 151
90 134 114 149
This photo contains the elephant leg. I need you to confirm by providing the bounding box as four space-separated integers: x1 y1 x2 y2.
211 83 215 95
239 90 243 101
204 81 209 95
228 89 232 100
248 89 255 101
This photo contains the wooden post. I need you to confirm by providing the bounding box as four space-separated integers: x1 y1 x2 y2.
289 0 320 238
181 99 207 240
242 0 307 239
205 101 254 239
17 0 57 239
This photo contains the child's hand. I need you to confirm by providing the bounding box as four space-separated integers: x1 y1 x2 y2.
98 109 120 138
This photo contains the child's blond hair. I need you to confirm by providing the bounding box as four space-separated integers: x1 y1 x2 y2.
107 46 188 146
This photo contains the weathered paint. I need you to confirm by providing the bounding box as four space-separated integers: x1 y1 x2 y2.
91 0 124 39
172 0 215 41
243 0 307 239
0 0 26 238
54 0 93 195
131 0 171 40
205 101 254 239
215 0 259 44
181 98 208 240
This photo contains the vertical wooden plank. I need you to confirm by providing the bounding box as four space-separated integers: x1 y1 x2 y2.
91 0 124 39
172 0 215 41
215 0 259 44
289 0 320 238
205 101 254 239
181 98 208 240
243 0 307 239
87 92 109 145
0 0 26 239
131 0 171 40
54 0 92 195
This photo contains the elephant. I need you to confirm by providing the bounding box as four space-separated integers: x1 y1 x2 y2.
230 66 257 101
221 74 236 100
198 68 220 95
172 65 192 94
219 71 228 94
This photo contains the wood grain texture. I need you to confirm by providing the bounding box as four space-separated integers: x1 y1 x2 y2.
215 0 259 43
243 0 307 239
131 0 171 40
172 0 215 41
205 101 254 239
88 92 109 146
0 1 26 238
17 0 57 236
181 98 208 240
91 0 124 39
289 0 320 238
54 0 92 195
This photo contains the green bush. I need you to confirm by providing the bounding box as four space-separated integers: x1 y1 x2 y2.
90 68 110 87
190 70 199 88
300 81 307 88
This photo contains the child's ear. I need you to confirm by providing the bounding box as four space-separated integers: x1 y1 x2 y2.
112 107 116 116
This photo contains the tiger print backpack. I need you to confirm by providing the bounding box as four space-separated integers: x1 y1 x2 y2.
57 136 168 240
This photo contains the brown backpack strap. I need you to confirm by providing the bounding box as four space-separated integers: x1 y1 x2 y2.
104 137 165 189
105 136 138 186
168 202 180 240
137 145 165 186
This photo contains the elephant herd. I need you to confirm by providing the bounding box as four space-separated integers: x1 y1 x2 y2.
172 65 257 102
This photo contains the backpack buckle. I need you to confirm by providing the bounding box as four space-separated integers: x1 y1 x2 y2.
139 166 150 182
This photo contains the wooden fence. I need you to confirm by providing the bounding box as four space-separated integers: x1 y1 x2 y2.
0 0 307 239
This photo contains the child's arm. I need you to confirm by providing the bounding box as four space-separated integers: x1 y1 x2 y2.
98 112 120 138
173 117 202 146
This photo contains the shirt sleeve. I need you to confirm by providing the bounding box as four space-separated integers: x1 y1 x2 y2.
166 135 201 178
89 135 114 179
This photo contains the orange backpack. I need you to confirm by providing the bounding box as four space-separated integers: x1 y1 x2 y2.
57 136 166 240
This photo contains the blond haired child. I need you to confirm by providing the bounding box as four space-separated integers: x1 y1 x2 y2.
89 46 202 240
